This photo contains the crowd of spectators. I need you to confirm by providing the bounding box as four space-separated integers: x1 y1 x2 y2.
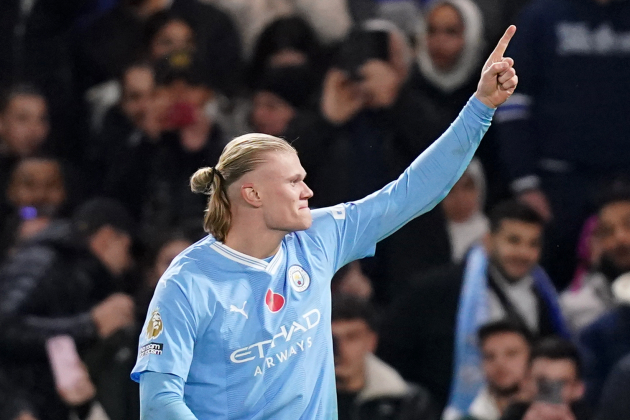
1 0 630 419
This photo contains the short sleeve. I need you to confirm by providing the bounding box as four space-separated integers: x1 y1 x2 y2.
131 275 198 382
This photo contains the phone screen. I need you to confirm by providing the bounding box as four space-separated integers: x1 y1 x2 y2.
535 378 564 404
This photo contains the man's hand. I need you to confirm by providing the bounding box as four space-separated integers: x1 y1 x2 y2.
475 25 518 108
321 69 366 124
91 293 135 338
359 59 404 109
56 362 96 407
523 402 576 420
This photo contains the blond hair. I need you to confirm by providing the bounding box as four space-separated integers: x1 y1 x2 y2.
190 133 296 242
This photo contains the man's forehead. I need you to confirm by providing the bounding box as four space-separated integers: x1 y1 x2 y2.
600 201 630 220
496 219 542 234
259 151 304 175
331 319 370 333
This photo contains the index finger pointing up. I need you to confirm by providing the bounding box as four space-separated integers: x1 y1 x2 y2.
489 25 516 62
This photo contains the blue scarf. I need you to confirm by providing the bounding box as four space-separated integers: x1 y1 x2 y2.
443 245 569 420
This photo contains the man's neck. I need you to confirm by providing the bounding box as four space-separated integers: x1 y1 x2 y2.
336 374 365 393
488 263 530 286
224 223 286 260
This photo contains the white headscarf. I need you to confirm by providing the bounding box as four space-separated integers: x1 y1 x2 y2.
416 0 485 93
447 158 490 262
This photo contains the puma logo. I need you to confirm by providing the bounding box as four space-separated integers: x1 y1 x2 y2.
229 301 248 319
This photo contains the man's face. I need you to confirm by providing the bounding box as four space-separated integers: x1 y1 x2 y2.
442 173 480 223
121 67 155 127
597 201 630 272
530 358 585 404
426 4 465 71
0 95 49 156
7 159 66 212
150 20 195 61
486 220 543 281
481 332 530 397
251 91 296 137
251 152 313 233
332 319 377 386
102 228 133 276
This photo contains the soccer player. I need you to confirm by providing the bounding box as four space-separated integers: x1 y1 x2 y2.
132 26 519 419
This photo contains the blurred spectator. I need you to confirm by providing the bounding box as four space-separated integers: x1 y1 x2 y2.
104 50 227 235
0 198 136 420
201 0 372 57
290 19 420 208
500 338 591 420
88 61 157 185
248 66 319 137
578 274 630 409
0 1 87 161
566 216 601 294
135 230 198 317
561 186 630 333
594 352 630 420
0 157 69 260
85 11 197 133
74 0 243 96
464 321 532 420
332 294 439 420
332 261 374 301
442 159 490 263
378 201 568 416
0 85 50 197
247 16 325 89
495 0 630 289
411 0 506 207
144 11 196 62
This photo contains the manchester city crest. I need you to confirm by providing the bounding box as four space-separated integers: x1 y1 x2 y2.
288 265 310 292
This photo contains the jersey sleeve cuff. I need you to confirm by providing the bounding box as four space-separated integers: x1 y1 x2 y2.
468 95 496 121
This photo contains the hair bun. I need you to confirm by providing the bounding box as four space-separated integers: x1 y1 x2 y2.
190 167 215 195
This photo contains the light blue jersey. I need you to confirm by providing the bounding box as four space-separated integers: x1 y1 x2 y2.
131 96 494 419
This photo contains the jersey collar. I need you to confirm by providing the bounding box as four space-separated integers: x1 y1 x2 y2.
210 241 284 274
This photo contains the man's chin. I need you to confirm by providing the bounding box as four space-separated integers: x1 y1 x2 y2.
490 383 520 398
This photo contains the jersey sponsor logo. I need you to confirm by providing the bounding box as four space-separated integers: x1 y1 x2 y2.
230 309 321 376
139 342 163 358
288 265 310 292
265 289 285 313
146 308 164 340
230 301 249 319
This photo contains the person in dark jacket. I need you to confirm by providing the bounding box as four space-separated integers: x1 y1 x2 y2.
594 352 630 420
578 302 630 408
0 85 50 201
0 198 136 420
495 0 630 289
332 294 439 420
104 50 227 235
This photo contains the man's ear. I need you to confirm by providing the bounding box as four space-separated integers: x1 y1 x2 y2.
573 380 586 401
240 183 262 208
367 331 378 354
